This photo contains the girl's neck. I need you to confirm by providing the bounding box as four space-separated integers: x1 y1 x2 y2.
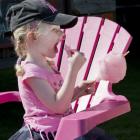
25 53 53 71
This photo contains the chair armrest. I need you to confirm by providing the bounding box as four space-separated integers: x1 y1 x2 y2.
0 91 21 104
55 98 130 140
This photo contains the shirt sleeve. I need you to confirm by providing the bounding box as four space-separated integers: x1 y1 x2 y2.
21 63 48 83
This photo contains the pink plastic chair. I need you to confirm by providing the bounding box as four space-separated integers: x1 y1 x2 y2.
0 16 132 140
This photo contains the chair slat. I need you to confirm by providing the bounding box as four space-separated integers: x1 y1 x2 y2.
89 21 132 108
76 18 119 112
59 17 85 79
112 27 133 54
87 18 119 82
76 16 103 85
78 18 119 110
75 17 103 112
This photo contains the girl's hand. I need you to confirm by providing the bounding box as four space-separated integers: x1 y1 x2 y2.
72 80 96 101
68 51 86 72
78 80 96 95
65 45 86 72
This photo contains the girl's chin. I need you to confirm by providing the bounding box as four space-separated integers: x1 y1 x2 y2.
54 44 58 53
43 54 55 59
49 52 57 58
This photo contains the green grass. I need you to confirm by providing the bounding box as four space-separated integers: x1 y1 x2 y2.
0 58 140 139
0 103 24 140
0 68 24 139
100 58 140 139
0 68 18 91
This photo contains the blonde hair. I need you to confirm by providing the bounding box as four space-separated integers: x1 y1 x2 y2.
13 21 40 76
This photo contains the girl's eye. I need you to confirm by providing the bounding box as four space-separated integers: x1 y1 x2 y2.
52 28 60 33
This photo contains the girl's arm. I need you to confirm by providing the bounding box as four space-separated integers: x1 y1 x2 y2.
71 80 96 102
26 66 78 114
26 52 86 114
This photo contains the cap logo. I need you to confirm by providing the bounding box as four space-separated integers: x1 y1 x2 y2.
46 2 56 13
40 0 57 13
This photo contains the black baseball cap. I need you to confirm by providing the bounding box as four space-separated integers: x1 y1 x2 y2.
5 0 78 36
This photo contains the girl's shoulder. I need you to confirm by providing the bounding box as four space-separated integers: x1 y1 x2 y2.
21 60 62 80
20 61 50 82
21 61 48 74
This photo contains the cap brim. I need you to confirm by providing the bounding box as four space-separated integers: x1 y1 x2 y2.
43 13 78 29
4 13 78 37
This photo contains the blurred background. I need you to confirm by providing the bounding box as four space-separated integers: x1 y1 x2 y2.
0 0 140 140
0 0 140 60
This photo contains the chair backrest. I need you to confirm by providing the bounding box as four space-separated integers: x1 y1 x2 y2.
54 16 132 140
0 16 132 140
55 16 132 112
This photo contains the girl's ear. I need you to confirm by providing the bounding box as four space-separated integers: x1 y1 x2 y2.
26 31 37 40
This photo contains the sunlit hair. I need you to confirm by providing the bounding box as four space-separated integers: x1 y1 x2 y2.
13 21 61 76
13 20 41 76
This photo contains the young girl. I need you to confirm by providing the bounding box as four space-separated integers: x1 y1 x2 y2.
6 0 95 139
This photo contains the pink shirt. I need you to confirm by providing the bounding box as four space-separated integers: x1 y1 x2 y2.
18 61 73 134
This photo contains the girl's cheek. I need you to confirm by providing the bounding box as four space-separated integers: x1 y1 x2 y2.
49 33 57 39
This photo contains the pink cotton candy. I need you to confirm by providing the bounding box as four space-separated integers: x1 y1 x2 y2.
95 51 127 83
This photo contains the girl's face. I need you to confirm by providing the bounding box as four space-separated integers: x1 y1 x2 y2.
35 23 64 58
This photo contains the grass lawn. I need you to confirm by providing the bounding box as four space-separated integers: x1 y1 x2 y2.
0 58 140 140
